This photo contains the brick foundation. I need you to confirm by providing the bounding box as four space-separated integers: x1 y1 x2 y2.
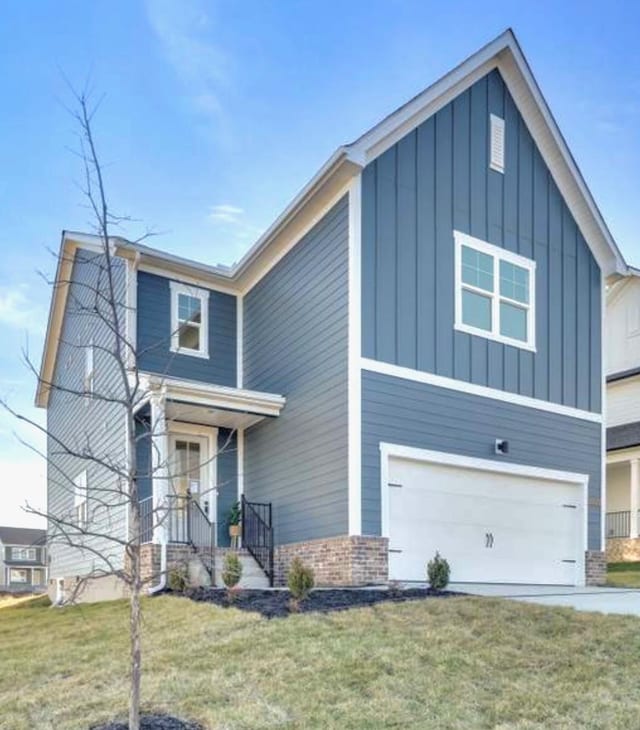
274 535 389 587
605 537 640 563
585 550 607 586
139 543 196 585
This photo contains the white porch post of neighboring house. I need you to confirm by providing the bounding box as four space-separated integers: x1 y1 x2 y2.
150 392 169 544
630 458 640 539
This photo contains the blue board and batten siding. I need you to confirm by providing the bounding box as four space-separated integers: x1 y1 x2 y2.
360 69 603 550
361 69 601 412
137 271 237 387
243 197 349 545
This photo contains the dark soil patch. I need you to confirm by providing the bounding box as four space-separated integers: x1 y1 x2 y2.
185 586 460 618
90 714 204 730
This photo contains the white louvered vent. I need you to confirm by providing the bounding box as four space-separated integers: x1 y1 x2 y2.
490 114 505 173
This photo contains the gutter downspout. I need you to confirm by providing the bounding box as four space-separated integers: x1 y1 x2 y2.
148 537 167 595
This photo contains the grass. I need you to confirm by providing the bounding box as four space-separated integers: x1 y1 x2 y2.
2 595 640 729
607 561 640 588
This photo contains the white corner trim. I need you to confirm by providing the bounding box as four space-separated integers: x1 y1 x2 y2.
453 230 536 352
237 428 245 501
169 281 210 360
361 357 602 424
347 175 362 536
236 295 243 388
600 269 607 552
378 442 589 580
125 255 139 370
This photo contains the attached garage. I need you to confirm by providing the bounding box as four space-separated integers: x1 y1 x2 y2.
382 446 588 586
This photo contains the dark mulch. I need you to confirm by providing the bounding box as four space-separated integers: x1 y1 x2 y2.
90 714 204 730
185 586 460 618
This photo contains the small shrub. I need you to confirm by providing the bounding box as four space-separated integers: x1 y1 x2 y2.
167 566 189 593
221 551 243 590
427 552 450 591
287 557 315 610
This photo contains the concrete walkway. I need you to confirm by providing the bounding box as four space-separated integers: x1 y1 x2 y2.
453 583 640 616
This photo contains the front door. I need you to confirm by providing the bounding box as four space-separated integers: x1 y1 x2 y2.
169 433 212 519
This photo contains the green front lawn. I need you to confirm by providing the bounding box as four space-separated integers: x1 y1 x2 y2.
2 594 640 729
607 561 640 588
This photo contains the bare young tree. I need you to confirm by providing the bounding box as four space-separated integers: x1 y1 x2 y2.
1 91 233 730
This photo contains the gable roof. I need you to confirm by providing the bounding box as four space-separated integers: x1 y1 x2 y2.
0 526 46 546
36 29 628 408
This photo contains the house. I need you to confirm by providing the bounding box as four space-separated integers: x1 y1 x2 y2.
604 270 640 561
36 30 628 602
0 526 48 592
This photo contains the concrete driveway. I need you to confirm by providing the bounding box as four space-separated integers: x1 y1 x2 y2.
455 583 640 616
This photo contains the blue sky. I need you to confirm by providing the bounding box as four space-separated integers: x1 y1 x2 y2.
1 0 639 526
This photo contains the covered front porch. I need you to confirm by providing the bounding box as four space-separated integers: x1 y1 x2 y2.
606 446 640 561
133 374 285 585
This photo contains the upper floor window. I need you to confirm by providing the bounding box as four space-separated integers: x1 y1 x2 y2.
11 547 36 561
170 282 210 359
74 470 88 529
454 231 536 352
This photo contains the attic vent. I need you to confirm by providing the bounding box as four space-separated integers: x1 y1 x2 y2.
489 114 505 173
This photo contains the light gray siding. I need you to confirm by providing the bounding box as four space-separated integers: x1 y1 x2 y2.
47 248 128 578
243 197 349 545
362 370 602 550
137 271 237 387
361 69 602 413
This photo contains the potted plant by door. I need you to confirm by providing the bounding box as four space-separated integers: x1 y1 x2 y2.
227 501 241 548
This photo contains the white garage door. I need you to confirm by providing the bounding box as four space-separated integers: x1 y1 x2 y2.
387 454 585 586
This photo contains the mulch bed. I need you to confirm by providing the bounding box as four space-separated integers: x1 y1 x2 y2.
91 714 204 730
185 586 460 618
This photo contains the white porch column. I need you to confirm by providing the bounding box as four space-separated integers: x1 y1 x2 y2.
630 459 640 539
150 392 169 544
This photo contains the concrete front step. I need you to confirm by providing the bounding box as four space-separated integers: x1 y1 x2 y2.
216 549 270 589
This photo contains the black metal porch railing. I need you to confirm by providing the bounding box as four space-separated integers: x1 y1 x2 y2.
139 496 154 544
606 511 631 538
241 495 274 586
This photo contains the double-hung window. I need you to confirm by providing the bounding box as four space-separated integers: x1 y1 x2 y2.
11 547 36 561
170 282 210 359
74 470 88 529
454 231 536 351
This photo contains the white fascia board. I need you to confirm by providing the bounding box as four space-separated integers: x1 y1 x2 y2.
346 29 627 278
142 373 286 418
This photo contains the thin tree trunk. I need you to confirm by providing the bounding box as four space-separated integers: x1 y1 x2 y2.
129 539 141 730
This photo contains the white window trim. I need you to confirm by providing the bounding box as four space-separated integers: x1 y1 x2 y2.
9 568 29 584
454 230 536 352
169 281 210 359
11 547 36 561
74 470 88 528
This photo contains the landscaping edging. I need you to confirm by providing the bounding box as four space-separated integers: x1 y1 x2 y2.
90 713 204 730
185 587 460 618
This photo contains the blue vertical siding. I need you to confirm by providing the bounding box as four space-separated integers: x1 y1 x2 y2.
361 68 602 413
137 272 237 387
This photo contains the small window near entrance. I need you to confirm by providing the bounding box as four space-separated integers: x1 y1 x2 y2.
170 282 210 359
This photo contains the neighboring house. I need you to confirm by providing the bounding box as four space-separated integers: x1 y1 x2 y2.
37 30 629 602
0 526 48 592
604 269 640 560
